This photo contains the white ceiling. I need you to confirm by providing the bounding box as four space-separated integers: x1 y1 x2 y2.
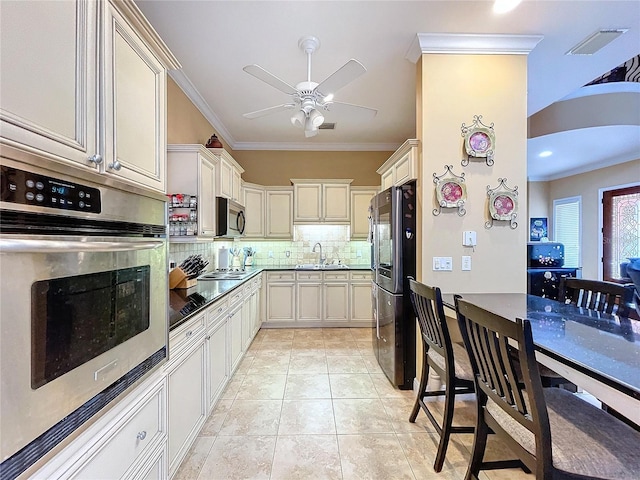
137 0 640 179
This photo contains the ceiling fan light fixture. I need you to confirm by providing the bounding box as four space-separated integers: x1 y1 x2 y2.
291 110 305 127
309 109 325 127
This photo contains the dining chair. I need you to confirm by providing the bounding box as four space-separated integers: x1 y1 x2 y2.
408 279 475 472
558 277 635 317
455 296 640 480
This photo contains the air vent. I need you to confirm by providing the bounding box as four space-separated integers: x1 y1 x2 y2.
566 29 628 55
319 122 336 130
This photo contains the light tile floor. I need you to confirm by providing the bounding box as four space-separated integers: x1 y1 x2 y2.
175 327 533 480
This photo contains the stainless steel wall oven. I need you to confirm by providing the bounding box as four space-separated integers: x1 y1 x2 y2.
0 157 168 478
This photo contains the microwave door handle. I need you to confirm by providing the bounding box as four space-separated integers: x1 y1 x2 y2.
237 210 246 235
0 238 165 253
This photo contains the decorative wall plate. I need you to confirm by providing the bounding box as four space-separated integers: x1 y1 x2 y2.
486 178 518 229
433 165 466 216
461 115 495 166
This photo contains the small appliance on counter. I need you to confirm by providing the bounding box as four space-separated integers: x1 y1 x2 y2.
218 246 230 269
527 242 579 299
169 255 209 289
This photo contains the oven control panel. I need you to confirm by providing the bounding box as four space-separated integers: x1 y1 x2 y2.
1 165 101 213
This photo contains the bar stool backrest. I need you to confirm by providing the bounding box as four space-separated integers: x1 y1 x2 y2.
559 278 635 317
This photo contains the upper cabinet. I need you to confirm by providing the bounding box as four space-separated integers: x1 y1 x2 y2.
350 187 378 239
292 179 352 224
209 148 244 202
167 145 219 241
0 0 180 194
242 182 266 238
376 139 420 190
265 187 293 238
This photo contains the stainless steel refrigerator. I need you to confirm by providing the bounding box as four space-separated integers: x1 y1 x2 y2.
370 181 416 389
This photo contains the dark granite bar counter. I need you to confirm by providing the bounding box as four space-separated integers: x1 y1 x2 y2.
441 293 640 400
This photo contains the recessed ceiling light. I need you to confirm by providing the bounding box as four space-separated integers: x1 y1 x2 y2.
539 150 553 158
493 0 522 14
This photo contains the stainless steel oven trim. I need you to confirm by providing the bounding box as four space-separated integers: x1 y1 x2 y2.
0 236 165 253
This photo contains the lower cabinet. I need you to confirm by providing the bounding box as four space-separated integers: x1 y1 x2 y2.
167 335 207 477
266 272 296 323
228 301 244 375
206 315 228 412
324 282 349 322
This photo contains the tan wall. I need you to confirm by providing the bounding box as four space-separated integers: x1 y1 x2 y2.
418 54 528 294
547 159 640 280
527 181 550 222
167 77 388 186
231 150 389 186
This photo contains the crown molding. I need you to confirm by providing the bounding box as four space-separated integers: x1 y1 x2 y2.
405 33 544 63
168 69 236 146
232 142 399 152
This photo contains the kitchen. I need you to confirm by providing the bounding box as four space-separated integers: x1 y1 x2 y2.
2 1 640 479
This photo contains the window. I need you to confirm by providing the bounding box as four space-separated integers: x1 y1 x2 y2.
553 196 581 268
602 185 640 281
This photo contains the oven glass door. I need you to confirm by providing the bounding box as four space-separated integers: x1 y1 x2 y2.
375 190 394 291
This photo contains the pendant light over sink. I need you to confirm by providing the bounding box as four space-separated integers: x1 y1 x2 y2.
242 36 377 138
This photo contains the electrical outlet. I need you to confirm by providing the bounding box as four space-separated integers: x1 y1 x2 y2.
357 250 362 257
268 251 274 258
285 251 290 258
462 256 472 271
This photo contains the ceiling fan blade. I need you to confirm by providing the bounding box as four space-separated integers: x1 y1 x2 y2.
315 59 366 96
243 104 295 119
243 64 298 95
322 101 377 118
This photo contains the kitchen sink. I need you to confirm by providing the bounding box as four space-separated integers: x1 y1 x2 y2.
294 263 349 270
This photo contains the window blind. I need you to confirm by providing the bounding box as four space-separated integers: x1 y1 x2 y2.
553 196 581 268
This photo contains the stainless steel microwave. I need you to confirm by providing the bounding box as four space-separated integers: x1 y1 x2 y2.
216 197 246 237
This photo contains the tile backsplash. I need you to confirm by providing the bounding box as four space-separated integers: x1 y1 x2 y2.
169 225 371 270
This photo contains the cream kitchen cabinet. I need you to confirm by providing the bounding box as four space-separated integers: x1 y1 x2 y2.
291 179 352 223
376 139 419 189
350 271 374 324
206 313 228 413
265 272 296 323
210 148 244 202
30 372 167 480
167 145 218 240
0 0 179 194
166 322 207 477
323 271 350 323
265 188 294 238
242 183 265 238
228 301 244 374
296 272 323 323
350 187 378 239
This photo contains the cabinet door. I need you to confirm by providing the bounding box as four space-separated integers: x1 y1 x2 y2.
229 304 243 373
381 169 394 190
243 186 265 237
294 183 322 222
103 1 167 192
350 189 377 239
323 184 350 222
324 283 349 322
207 319 228 411
168 340 207 476
218 160 233 199
296 283 322 322
266 190 293 238
199 156 216 236
394 152 413 185
350 282 374 323
0 0 99 169
241 297 253 351
232 169 242 202
266 283 296 322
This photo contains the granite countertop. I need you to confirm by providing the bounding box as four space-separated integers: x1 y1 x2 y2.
441 292 640 396
169 265 372 330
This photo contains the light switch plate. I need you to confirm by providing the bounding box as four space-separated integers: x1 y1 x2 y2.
462 256 472 271
432 256 453 271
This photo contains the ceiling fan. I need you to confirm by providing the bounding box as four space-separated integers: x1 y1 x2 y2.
242 36 377 138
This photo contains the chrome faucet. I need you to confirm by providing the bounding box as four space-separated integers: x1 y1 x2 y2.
312 242 326 265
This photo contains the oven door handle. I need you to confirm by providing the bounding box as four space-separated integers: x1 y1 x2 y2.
0 238 165 253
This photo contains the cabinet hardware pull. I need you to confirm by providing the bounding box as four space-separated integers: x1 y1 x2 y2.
108 160 122 171
137 431 147 441
186 330 193 338
206 335 211 340
87 154 103 165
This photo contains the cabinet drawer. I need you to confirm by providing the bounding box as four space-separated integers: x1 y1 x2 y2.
296 271 322 281
72 382 164 480
350 271 372 281
227 287 244 307
169 312 206 354
324 271 349 281
207 297 229 327
267 271 295 281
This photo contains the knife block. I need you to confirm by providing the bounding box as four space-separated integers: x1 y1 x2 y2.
169 267 197 290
